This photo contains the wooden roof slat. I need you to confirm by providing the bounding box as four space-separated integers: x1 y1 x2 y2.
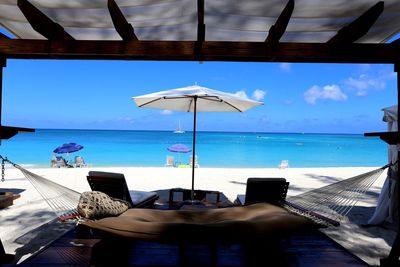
327 1 384 44
0 39 398 63
195 0 205 59
108 0 138 41
265 0 294 45
17 0 74 41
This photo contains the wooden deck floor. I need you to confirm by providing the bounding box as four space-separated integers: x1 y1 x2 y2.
14 191 372 267
17 223 370 267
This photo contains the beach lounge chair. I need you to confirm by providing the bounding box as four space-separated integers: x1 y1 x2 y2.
50 154 57 168
235 177 289 206
165 156 175 167
86 171 159 208
55 156 71 168
189 155 199 168
0 238 14 264
278 160 289 169
50 159 57 168
74 156 87 168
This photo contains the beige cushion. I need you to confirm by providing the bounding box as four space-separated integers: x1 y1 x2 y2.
81 203 321 243
78 191 130 219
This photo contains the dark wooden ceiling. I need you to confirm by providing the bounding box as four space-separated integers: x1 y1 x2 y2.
0 0 398 64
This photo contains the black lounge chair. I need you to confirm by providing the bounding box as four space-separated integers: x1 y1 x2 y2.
236 177 289 205
86 171 159 208
0 238 14 264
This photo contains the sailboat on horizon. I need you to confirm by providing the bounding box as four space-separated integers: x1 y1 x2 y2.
173 120 185 134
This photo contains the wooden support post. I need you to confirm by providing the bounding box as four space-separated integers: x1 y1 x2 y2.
381 63 400 266
394 63 400 262
0 59 6 143
0 58 6 126
397 63 400 232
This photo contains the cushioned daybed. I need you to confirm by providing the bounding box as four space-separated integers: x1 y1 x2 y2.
81 203 322 244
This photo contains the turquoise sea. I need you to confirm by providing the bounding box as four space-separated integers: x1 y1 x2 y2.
0 129 388 168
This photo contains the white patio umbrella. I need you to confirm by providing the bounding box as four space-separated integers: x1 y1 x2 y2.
132 85 263 202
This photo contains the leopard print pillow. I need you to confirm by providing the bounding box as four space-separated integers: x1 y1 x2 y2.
77 191 130 219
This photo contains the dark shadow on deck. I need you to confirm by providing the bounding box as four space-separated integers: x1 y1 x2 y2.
19 225 371 267
13 217 75 264
345 205 396 245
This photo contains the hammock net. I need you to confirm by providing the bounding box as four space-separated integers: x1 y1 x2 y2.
1 156 81 220
284 166 387 226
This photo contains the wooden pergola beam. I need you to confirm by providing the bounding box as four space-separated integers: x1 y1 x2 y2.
0 39 398 63
265 0 294 45
108 0 138 41
0 126 35 140
328 1 384 44
17 0 74 40
195 0 205 59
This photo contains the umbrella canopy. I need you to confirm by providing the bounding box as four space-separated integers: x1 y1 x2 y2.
133 85 262 112
53 143 84 154
167 144 192 153
132 85 263 202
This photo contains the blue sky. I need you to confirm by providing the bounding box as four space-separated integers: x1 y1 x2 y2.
1 59 397 134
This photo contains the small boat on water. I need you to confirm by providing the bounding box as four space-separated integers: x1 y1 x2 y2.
173 120 185 134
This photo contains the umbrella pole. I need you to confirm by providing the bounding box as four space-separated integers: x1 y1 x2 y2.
191 96 198 202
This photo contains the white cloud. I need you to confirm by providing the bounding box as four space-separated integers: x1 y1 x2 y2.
304 85 347 105
160 110 173 115
252 89 266 101
345 74 384 96
345 69 396 96
234 90 249 99
279 63 291 72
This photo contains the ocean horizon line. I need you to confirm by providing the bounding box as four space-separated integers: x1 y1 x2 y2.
34 128 367 136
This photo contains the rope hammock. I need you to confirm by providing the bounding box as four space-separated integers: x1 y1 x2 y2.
1 156 81 221
284 165 389 226
0 155 391 226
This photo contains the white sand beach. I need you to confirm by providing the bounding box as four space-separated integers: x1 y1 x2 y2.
0 166 395 265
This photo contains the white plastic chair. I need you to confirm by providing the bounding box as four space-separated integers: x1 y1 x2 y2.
74 156 87 168
189 155 199 168
278 160 289 169
165 156 175 167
